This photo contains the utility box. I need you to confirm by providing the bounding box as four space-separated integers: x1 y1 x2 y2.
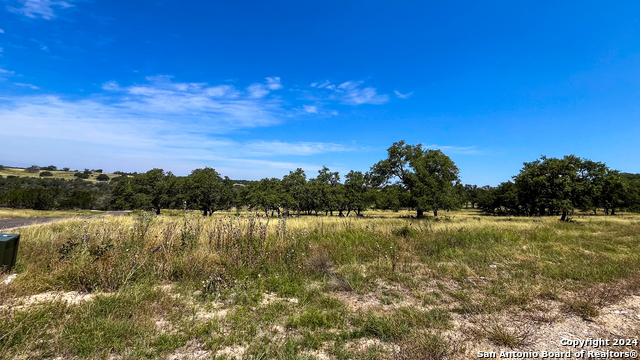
0 234 20 272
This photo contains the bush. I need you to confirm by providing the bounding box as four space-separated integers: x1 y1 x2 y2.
62 167 70 172
39 171 53 177
96 174 109 181
74 172 90 179
0 165 4 170
25 165 40 173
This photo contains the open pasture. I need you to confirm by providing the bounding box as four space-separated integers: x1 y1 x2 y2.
1 210 639 359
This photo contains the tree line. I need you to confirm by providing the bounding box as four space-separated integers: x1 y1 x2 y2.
2 141 640 219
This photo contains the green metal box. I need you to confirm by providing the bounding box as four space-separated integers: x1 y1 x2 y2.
0 234 20 272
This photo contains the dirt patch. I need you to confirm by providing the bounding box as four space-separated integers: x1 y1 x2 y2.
214 345 245 359
1 291 102 310
260 292 299 306
452 295 640 358
166 339 210 360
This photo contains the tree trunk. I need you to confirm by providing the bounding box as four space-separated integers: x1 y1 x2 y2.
611 208 616 215
560 210 567 222
416 209 425 218
433 209 438 217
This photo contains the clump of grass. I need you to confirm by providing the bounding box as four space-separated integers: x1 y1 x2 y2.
563 299 600 319
393 332 456 360
392 224 418 238
480 316 535 348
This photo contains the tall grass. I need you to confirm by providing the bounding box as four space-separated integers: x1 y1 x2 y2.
1 210 639 359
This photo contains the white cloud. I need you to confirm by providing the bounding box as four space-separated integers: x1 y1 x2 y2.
243 141 356 156
265 77 282 90
8 0 74 20
0 68 16 76
101 81 120 91
394 90 413 99
247 83 270 98
0 47 3 53
14 82 40 89
341 86 389 105
310 82 318 87
423 145 480 155
309 79 389 105
338 81 363 90
0 75 361 177
0 29 4 33
302 105 318 114
246 77 283 98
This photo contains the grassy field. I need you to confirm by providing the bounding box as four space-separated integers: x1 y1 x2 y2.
0 208 106 219
0 167 119 183
1 209 639 359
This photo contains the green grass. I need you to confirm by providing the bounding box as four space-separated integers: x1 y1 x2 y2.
1 209 639 359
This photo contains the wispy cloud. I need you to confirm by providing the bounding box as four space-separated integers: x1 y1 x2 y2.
423 145 480 155
247 77 283 98
301 105 318 113
7 0 74 20
0 68 16 76
243 141 356 156
0 75 358 177
341 86 388 105
394 90 413 99
0 29 4 33
14 82 40 89
307 80 389 105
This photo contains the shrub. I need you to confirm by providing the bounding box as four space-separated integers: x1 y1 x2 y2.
25 165 40 173
39 171 53 177
96 174 109 181
74 172 90 179
0 164 4 170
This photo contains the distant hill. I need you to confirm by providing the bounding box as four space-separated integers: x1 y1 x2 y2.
0 166 119 183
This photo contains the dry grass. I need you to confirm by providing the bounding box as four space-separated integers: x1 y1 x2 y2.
0 166 118 183
0 209 639 359
0 207 105 219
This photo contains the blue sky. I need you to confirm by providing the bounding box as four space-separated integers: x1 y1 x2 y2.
1 1 639 185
